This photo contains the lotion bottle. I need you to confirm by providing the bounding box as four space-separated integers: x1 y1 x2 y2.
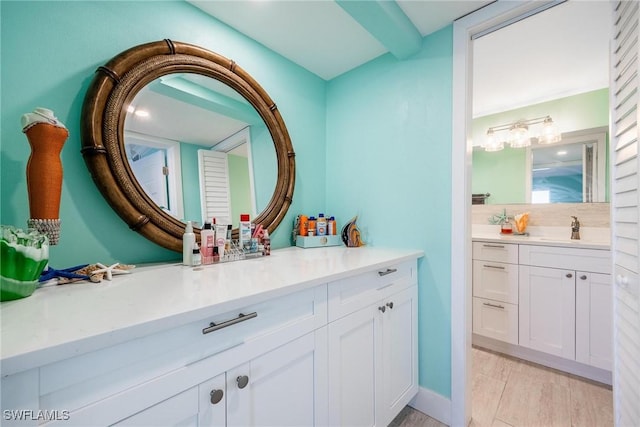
200 220 215 264
182 221 195 266
239 214 252 250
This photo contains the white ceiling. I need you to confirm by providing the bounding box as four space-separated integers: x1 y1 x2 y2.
128 1 611 148
188 0 493 80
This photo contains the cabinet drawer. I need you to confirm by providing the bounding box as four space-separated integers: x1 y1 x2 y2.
328 260 416 322
473 241 518 264
473 297 518 345
38 285 327 421
473 260 518 304
519 245 611 274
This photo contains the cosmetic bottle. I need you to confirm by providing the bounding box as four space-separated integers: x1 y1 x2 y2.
308 216 317 237
299 215 309 237
191 243 201 266
225 224 232 252
201 220 215 264
328 216 337 235
182 221 195 266
239 214 252 249
263 229 271 256
317 213 327 236
215 223 227 259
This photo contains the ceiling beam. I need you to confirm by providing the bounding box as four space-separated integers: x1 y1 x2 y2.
335 0 422 60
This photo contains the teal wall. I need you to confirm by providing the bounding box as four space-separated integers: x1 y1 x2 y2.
1 1 326 265
326 27 453 397
2 1 455 401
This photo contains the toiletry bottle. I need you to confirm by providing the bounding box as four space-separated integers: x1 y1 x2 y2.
299 215 309 237
200 220 215 264
191 243 201 266
239 214 252 249
317 213 327 236
225 224 232 252
308 216 317 236
263 229 271 256
328 216 337 235
215 223 227 259
182 221 195 266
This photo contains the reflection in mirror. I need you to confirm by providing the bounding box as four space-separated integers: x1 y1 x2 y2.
124 73 277 228
472 127 608 204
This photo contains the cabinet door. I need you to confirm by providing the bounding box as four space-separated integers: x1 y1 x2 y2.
381 285 418 426
227 332 321 427
576 272 612 370
198 373 226 427
328 304 383 427
519 266 576 359
113 387 199 427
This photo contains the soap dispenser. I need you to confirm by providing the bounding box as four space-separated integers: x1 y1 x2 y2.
183 221 195 266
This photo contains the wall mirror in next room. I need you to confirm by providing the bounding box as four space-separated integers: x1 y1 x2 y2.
473 126 608 204
81 40 295 252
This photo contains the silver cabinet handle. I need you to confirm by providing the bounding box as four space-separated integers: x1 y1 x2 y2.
210 389 224 404
202 312 257 335
483 264 505 270
386 302 394 309
566 273 573 278
483 302 505 309
378 305 386 313
237 375 249 389
378 268 398 277
580 275 587 280
482 244 505 248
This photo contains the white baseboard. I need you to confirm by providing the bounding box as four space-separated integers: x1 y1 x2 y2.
409 387 451 426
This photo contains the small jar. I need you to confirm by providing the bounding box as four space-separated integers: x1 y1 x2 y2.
308 229 316 236
500 222 513 234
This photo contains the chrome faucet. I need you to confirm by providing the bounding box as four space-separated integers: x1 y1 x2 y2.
571 216 580 240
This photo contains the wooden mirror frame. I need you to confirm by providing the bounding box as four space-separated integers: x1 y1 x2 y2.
81 39 295 252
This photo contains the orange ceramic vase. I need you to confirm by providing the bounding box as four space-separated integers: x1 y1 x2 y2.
24 123 68 220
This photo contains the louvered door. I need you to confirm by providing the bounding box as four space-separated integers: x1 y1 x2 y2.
198 150 232 225
611 1 640 426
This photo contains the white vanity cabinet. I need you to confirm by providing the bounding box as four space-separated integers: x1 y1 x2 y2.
472 239 612 383
327 261 418 427
519 245 612 369
472 242 519 344
0 247 422 427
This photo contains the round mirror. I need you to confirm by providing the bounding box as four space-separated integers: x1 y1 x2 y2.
123 72 277 228
81 40 295 252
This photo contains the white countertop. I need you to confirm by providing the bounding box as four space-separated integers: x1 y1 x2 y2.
473 225 610 250
0 246 423 376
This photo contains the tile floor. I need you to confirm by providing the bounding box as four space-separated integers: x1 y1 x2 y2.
389 346 613 427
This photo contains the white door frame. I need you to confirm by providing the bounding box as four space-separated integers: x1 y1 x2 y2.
451 2 563 425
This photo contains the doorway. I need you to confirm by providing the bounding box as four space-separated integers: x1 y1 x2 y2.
451 2 612 425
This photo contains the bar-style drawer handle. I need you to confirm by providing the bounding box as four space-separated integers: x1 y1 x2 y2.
483 264 505 270
483 302 505 309
378 268 398 277
202 312 258 335
482 244 505 248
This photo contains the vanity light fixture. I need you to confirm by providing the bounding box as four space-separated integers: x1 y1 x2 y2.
483 115 561 151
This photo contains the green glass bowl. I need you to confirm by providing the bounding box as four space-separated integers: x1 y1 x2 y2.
0 275 39 301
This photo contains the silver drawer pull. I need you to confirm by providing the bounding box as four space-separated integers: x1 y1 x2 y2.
202 312 258 335
482 244 505 248
483 302 505 309
378 268 398 277
483 264 505 270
